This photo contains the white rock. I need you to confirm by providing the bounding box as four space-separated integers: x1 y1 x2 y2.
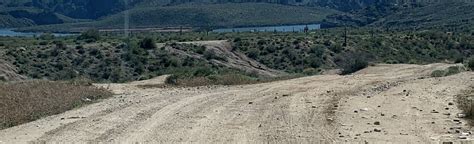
456 113 467 118
461 132 470 136
360 108 369 111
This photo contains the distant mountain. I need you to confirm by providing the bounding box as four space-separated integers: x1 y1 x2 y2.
1 0 474 31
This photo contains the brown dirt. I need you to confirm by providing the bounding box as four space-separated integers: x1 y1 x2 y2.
0 63 473 143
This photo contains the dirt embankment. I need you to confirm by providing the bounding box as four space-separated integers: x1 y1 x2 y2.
0 60 26 81
0 63 473 143
162 40 285 77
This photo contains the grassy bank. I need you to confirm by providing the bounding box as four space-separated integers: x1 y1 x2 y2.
0 80 112 129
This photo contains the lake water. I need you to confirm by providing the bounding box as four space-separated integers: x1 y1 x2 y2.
0 29 75 37
212 24 321 33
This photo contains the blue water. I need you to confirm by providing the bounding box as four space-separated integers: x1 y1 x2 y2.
212 24 321 33
0 29 75 37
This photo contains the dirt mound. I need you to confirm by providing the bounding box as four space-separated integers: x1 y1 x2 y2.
165 40 285 77
0 60 26 81
0 63 473 143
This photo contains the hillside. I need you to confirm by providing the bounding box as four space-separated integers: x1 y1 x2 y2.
2 0 474 30
372 2 474 31
18 3 338 32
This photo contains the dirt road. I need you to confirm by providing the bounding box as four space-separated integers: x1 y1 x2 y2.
0 64 473 143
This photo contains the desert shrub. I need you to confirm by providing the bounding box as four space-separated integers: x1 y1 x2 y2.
302 68 320 75
165 75 178 85
39 33 54 40
53 40 66 49
203 49 225 61
468 58 474 70
139 37 157 50
193 67 215 77
38 41 48 45
445 66 463 76
246 48 260 59
195 45 206 54
431 70 446 77
77 29 100 43
456 88 474 118
341 55 368 75
0 42 4 46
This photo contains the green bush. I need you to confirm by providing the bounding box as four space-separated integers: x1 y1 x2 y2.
165 75 178 85
445 66 462 76
139 37 157 50
39 33 54 40
77 29 100 42
431 70 446 77
468 58 474 70
341 56 368 75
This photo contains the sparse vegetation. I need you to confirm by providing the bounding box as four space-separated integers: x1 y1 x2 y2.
139 37 157 50
431 66 464 77
468 58 474 71
77 29 100 43
0 80 112 129
431 70 446 77
456 87 474 118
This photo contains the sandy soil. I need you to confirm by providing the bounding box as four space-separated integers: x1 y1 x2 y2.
0 63 473 143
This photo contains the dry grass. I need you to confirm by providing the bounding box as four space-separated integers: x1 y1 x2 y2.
137 74 302 89
0 80 112 129
456 87 474 118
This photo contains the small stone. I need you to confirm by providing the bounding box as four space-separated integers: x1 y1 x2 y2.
355 134 361 136
374 121 380 125
456 113 467 118
248 102 253 104
453 119 461 122
443 113 451 116
381 113 385 116
354 110 359 113
459 136 468 139
312 106 317 108
282 94 289 97
448 102 454 106
274 97 278 99
431 122 436 124
442 142 454 144
431 110 439 113
360 108 369 111
374 128 382 132
445 107 449 110
364 131 371 133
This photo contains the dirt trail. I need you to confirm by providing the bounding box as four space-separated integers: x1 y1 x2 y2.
0 63 473 143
